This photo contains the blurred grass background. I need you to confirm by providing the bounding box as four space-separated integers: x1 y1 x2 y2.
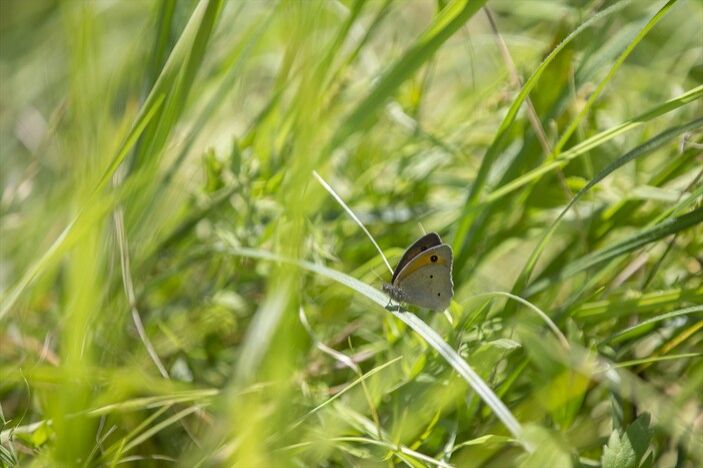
1 0 702 466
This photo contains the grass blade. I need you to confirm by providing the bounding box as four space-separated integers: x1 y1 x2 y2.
216 242 527 446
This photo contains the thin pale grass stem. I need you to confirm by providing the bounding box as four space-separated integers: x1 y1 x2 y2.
83 422 117 468
112 203 169 379
298 307 383 438
304 357 403 419
345 337 383 439
121 406 201 454
279 436 454 468
610 353 703 369
483 6 580 220
264 356 402 458
471 292 570 349
114 454 177 465
313 170 393 274
483 7 551 157
299 307 360 373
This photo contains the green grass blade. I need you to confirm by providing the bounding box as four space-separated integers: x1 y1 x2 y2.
331 0 488 147
484 86 703 205
572 287 703 320
452 0 634 262
603 305 703 345
216 243 527 445
526 207 703 296
511 116 703 299
552 0 679 154
0 0 225 319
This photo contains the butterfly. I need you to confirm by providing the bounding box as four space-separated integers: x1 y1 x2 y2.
382 232 454 311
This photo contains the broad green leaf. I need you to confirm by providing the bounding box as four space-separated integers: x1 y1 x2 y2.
602 413 653 468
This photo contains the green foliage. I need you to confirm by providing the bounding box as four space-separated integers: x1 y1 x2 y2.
1 0 701 466
602 413 653 468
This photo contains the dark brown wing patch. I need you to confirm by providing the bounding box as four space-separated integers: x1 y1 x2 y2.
391 232 442 283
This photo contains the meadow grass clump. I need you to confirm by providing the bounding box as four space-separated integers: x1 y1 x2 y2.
1 0 701 466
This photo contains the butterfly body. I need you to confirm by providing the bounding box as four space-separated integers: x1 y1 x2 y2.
383 233 454 311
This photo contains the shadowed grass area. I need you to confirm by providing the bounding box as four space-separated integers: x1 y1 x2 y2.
1 0 701 466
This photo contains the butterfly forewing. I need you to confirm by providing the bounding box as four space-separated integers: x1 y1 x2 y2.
391 232 442 283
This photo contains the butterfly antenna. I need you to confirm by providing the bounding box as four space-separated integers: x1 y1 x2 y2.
418 222 427 235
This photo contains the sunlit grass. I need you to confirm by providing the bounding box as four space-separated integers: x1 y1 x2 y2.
1 0 701 466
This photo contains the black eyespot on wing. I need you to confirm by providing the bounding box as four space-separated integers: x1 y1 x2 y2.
430 274 433 278
392 234 443 283
437 293 441 296
430 255 438 262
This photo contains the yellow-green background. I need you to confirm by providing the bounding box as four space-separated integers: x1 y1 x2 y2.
1 0 701 466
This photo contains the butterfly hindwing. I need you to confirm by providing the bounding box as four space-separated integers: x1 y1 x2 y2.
392 244 453 311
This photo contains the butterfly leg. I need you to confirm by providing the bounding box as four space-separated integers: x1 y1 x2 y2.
385 296 393 310
386 298 404 313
